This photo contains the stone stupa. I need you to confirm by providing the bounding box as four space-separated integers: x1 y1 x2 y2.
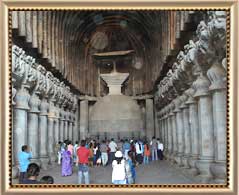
89 54 143 140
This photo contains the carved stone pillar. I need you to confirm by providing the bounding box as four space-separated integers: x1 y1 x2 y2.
72 96 79 144
47 99 56 164
64 109 69 140
164 107 169 158
59 108 65 141
54 103 60 145
167 104 173 161
185 88 200 176
13 85 30 165
39 97 49 170
169 101 177 163
173 97 184 166
72 110 78 144
193 73 214 183
27 92 41 165
145 98 154 140
155 111 160 139
180 94 191 169
68 112 73 141
207 61 227 183
80 99 89 140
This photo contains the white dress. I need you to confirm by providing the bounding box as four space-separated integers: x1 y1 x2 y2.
112 159 126 183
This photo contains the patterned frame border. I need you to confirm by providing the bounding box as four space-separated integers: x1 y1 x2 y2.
0 1 238 194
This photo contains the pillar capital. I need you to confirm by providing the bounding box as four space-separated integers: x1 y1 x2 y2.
179 93 189 109
185 87 197 105
172 97 183 113
192 73 211 97
15 85 30 110
29 92 41 113
39 98 49 116
207 61 226 91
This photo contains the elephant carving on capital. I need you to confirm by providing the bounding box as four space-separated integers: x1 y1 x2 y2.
36 65 47 96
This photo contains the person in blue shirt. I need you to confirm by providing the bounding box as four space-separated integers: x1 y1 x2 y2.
17 145 32 184
125 150 136 184
122 139 131 160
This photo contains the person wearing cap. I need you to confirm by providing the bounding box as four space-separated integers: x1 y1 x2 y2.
112 151 126 184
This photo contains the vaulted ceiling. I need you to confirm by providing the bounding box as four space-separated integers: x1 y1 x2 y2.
12 10 199 96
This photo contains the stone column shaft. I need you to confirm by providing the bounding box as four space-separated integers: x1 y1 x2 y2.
175 109 184 166
59 108 65 141
145 98 154 140
207 63 227 183
80 100 89 140
27 93 40 164
171 112 178 162
187 101 200 176
68 119 73 141
181 105 191 168
47 100 55 164
167 113 173 157
13 86 30 164
193 74 214 183
164 115 168 154
39 98 49 170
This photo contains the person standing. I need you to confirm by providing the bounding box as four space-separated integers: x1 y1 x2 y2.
122 139 131 160
17 145 32 184
117 139 124 152
67 141 74 157
100 140 108 166
150 136 158 161
125 151 136 184
135 140 143 164
55 141 61 164
77 140 90 184
143 142 150 164
73 141 79 166
61 146 72 176
108 138 118 164
112 151 126 184
158 140 164 160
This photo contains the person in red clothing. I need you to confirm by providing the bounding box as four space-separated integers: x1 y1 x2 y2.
77 140 90 184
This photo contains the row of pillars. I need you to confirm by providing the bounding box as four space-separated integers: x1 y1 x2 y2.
156 69 227 183
12 85 79 170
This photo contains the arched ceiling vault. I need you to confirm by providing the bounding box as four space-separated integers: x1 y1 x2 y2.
12 10 197 96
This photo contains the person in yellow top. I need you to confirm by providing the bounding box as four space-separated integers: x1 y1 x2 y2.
143 142 150 164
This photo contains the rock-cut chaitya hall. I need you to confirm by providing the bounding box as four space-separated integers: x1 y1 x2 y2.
11 10 227 184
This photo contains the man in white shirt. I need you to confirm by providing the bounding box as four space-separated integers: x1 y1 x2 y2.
135 140 143 164
108 138 118 164
157 138 164 160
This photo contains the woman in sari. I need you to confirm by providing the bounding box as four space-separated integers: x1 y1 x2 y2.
61 146 72 176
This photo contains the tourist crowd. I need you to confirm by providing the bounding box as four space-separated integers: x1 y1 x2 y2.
17 136 164 185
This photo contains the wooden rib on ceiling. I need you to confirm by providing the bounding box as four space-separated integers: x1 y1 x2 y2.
11 10 196 96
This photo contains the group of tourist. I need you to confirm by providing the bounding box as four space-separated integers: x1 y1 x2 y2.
17 145 54 184
16 136 164 185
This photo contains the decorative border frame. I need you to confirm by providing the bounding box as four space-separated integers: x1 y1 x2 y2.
0 0 238 195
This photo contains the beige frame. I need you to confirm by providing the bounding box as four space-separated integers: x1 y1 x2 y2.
0 0 238 194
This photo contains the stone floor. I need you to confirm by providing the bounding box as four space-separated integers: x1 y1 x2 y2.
13 160 198 184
